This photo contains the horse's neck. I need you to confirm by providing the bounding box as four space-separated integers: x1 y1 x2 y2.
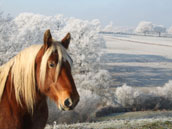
0 72 25 116
1 71 46 114
0 72 48 129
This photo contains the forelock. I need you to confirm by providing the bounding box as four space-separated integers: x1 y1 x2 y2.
40 41 73 85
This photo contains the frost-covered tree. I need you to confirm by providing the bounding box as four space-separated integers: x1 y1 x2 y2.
135 21 153 35
0 11 18 64
135 21 167 37
103 21 114 32
153 24 166 37
0 11 13 41
168 26 172 34
103 22 134 34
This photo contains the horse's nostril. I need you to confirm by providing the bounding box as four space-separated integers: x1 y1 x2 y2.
64 98 72 107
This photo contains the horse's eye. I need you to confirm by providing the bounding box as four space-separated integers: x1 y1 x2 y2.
49 63 56 68
45 86 50 92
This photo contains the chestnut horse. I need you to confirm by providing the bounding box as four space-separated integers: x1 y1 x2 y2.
0 29 79 129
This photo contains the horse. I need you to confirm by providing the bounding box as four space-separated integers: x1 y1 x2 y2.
0 29 80 129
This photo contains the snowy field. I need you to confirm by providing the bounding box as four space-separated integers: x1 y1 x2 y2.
103 34 172 57
102 34 172 87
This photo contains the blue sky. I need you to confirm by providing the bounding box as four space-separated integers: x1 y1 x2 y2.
0 0 172 27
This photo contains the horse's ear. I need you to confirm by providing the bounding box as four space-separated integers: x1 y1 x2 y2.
61 33 71 49
44 29 53 49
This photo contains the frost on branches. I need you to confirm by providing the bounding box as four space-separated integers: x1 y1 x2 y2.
135 21 154 35
135 21 167 36
115 81 172 110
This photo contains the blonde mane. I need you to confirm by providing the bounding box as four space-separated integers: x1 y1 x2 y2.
0 42 72 112
0 44 42 111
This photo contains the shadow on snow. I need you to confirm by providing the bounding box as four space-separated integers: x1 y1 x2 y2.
101 53 172 87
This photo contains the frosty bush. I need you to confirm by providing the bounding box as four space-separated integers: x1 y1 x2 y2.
115 81 172 110
115 84 141 107
156 80 172 99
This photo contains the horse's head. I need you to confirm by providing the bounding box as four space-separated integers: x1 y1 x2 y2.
36 29 79 111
